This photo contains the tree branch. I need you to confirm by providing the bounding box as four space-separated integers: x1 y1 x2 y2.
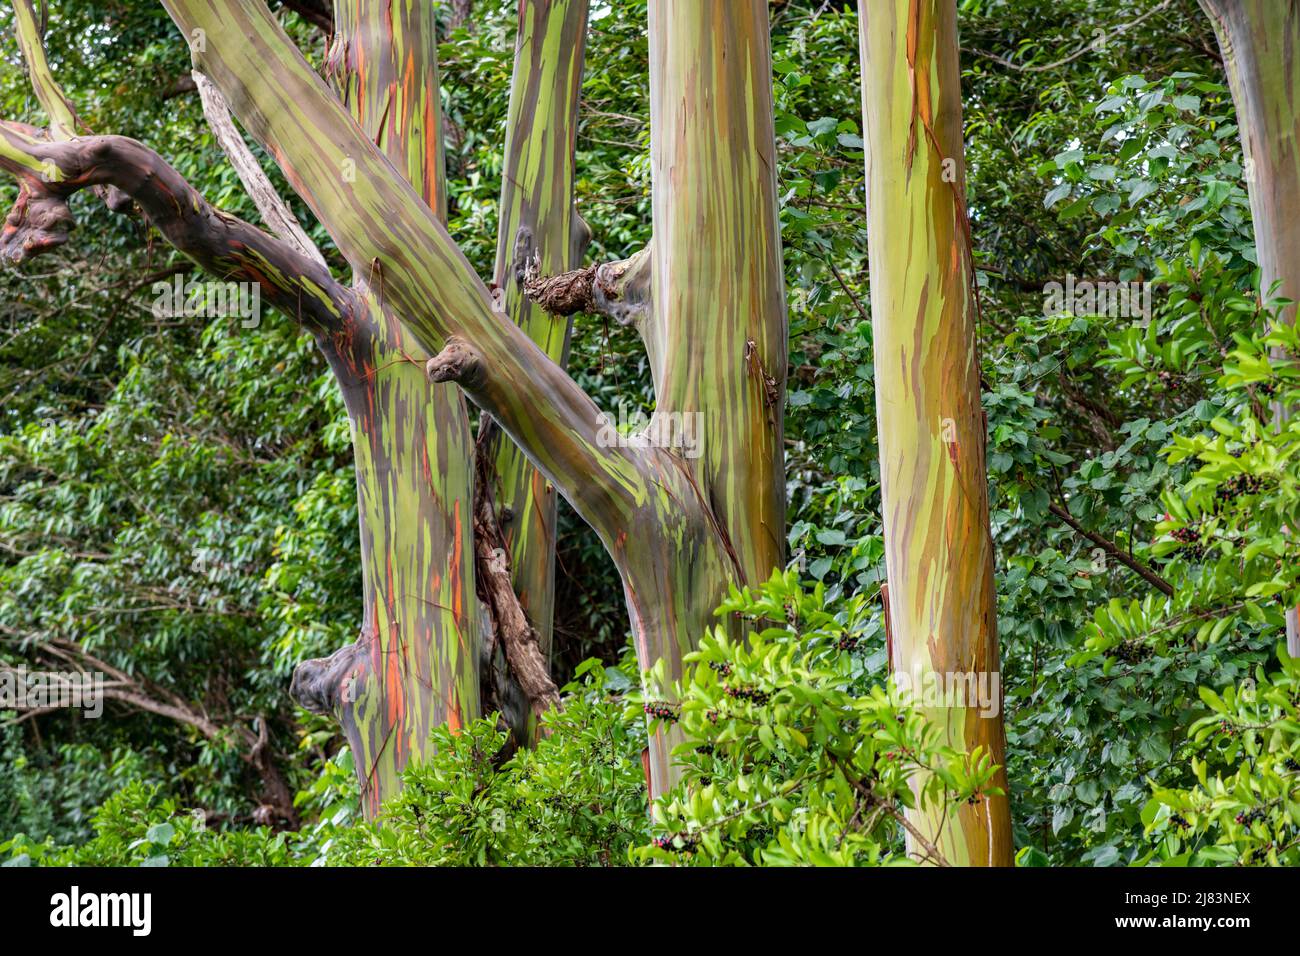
1047 501 1174 597
0 124 353 336
163 0 653 542
12 0 77 139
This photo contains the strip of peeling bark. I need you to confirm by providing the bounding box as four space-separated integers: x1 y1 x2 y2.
193 71 326 267
474 426 562 727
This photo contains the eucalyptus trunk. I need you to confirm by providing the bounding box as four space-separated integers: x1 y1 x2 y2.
1200 0 1300 657
483 0 590 740
858 0 1013 866
291 0 479 815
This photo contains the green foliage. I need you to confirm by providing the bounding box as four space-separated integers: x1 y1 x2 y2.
3 0 1295 871
636 572 1000 866
322 659 648 866
2 658 648 867
1144 647 1300 866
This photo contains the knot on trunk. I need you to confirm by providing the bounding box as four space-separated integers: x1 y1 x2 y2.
425 335 485 388
1 181 74 263
289 643 364 715
522 263 599 316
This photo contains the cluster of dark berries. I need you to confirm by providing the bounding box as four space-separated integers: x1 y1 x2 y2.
696 743 715 757
1217 473 1265 502
835 635 860 651
1257 381 1278 399
652 831 700 854
709 661 733 677
1283 758 1300 772
1246 842 1274 864
643 701 680 722
705 708 720 723
724 684 771 704
1219 720 1238 738
1157 370 1182 391
1170 526 1207 560
1112 641 1151 665
1169 813 1191 830
1235 808 1266 826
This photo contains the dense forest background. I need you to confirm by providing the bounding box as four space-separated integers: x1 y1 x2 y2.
1 0 1296 866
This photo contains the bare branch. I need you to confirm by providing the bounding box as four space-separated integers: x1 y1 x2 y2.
0 124 355 334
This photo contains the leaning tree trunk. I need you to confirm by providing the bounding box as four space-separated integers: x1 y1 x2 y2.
1200 0 1300 658
858 0 1013 866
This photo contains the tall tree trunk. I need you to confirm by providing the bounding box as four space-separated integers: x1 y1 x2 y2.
1200 0 1300 658
482 0 590 742
616 0 788 795
858 0 1013 866
292 0 482 815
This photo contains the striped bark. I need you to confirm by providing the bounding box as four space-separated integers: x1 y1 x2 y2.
858 0 1013 865
482 0 590 741
286 1 480 815
1200 0 1300 658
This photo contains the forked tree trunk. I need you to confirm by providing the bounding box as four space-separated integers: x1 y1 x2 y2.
3 0 786 808
1200 0 1300 658
858 0 1013 866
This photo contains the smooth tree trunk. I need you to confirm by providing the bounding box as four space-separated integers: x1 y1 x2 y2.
858 0 1013 866
292 0 480 815
1200 0 1300 658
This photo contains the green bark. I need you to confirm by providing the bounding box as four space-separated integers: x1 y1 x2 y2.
154 0 787 801
274 0 482 814
858 0 1013 865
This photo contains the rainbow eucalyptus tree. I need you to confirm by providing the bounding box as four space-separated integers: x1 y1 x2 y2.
1199 0 1300 657
0 0 787 803
0 0 580 814
858 0 1013 865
